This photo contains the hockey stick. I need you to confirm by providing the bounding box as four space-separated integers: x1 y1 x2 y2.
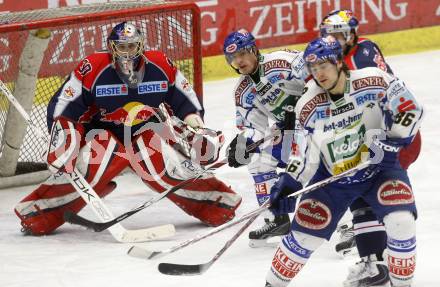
128 160 371 262
158 213 259 275
64 133 273 232
0 79 175 243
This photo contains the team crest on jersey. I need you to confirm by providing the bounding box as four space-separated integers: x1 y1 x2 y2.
180 78 192 93
78 59 92 76
96 84 128 97
63 86 76 98
362 48 370 56
137 81 168 94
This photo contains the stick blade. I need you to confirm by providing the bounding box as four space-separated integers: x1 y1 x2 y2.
63 210 103 231
127 246 164 259
158 262 210 276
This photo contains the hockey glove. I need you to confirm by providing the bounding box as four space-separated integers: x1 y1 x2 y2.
162 108 225 165
46 116 84 174
269 173 302 216
226 134 256 168
369 137 404 170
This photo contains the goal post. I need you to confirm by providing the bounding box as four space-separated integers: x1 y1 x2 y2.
0 1 202 188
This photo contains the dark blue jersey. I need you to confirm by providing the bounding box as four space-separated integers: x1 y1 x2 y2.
47 51 203 142
344 38 393 74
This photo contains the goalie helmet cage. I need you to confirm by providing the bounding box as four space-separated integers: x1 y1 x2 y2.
0 1 202 188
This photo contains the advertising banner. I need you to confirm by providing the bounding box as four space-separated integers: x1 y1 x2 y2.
0 0 439 58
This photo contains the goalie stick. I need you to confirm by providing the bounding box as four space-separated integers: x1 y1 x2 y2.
63 132 273 232
0 79 175 243
127 160 371 264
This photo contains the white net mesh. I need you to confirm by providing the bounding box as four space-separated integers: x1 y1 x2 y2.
0 1 201 176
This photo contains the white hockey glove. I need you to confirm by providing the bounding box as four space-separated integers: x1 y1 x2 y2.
173 115 224 165
46 116 84 174
157 103 224 165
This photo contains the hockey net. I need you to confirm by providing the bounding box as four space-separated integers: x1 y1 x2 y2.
0 1 202 186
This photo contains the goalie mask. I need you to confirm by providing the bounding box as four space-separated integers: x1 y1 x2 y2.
107 22 145 87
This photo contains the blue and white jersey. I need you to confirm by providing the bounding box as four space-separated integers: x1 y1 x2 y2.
289 67 423 185
232 50 308 141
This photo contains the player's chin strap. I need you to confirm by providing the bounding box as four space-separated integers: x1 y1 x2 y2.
0 79 175 243
128 160 372 275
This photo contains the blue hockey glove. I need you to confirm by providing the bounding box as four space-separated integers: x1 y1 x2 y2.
269 173 303 216
369 137 403 170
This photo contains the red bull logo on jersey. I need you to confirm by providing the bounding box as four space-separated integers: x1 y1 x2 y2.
96 84 128 97
100 102 158 126
138 81 168 94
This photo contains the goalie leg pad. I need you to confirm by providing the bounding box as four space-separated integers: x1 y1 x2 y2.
14 130 129 235
143 178 241 226
47 116 84 174
15 181 117 235
133 130 241 226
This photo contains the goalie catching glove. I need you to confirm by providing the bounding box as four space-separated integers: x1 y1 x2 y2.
46 116 84 174
158 104 225 165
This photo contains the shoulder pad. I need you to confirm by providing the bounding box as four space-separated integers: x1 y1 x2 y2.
145 51 177 83
73 52 112 90
296 82 328 127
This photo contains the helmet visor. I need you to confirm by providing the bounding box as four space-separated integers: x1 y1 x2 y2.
225 47 255 68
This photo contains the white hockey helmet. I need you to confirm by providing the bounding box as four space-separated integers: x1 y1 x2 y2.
319 10 359 42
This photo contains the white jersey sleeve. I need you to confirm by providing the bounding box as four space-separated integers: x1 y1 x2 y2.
233 76 269 141
231 49 308 142
376 68 423 143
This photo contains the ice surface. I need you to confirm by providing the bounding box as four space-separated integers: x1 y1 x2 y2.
1 50 439 287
